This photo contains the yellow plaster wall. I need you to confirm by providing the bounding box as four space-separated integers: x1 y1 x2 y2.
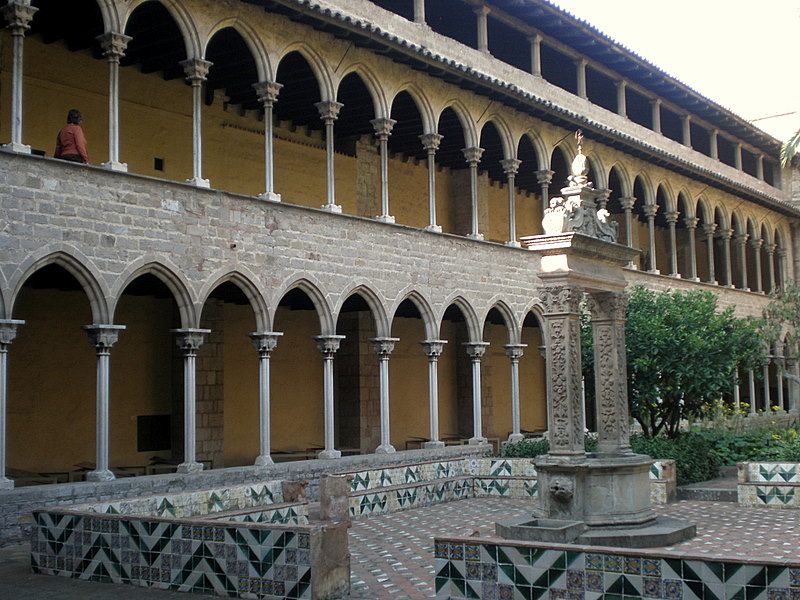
387 155 430 229
388 317 429 447
485 182 510 243
520 326 547 431
483 323 512 438
437 321 461 438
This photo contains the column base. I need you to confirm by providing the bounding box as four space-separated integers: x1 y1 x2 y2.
467 233 485 241
375 444 396 454
468 437 488 445
254 454 274 467
186 177 211 189
424 225 442 233
318 449 342 460
375 214 396 224
505 240 522 248
0 477 14 490
669 273 681 278
177 461 204 474
726 284 736 289
423 440 445 449
258 191 282 203
626 262 637 270
101 160 128 172
691 277 701 282
507 433 525 443
320 203 342 213
1 142 31 154
647 269 660 275
86 469 115 483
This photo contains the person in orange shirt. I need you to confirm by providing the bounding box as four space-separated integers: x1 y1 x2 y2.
54 109 89 164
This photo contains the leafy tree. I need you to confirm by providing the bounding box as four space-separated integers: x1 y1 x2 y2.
582 286 766 438
762 280 800 351
781 128 800 167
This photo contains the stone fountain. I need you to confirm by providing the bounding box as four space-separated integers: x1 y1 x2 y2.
496 132 695 547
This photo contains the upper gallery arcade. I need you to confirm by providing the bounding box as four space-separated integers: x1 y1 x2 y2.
0 0 798 486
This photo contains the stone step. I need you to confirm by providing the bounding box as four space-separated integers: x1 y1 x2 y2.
676 486 737 502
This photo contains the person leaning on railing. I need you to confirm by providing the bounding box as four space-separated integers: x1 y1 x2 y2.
54 108 89 164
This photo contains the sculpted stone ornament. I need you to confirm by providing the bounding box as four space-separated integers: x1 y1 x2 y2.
541 130 619 243
549 477 574 503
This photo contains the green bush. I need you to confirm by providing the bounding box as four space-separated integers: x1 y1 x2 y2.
501 435 596 459
630 433 719 485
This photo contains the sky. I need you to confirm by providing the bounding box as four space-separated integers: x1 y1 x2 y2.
547 0 800 143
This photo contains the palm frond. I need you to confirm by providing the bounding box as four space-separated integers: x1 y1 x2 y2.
780 128 800 167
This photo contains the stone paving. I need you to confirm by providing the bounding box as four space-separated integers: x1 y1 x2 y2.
1 497 800 598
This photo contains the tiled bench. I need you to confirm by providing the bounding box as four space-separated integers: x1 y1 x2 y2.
649 460 677 505
738 462 800 508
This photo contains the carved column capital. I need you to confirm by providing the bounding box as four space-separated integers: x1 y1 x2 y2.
733 233 749 247
500 158 522 176
421 339 447 358
462 146 485 166
664 211 679 225
181 58 212 82
717 227 733 240
536 169 554 185
96 32 131 60
767 243 777 256
370 337 399 357
702 222 718 236
2 2 37 34
314 334 345 356
171 328 210 353
315 100 343 123
684 216 699 229
83 324 125 354
371 117 396 140
749 237 764 251
595 188 611 209
540 285 583 315
504 343 526 361
642 203 658 219
253 81 282 106
419 132 443 152
0 319 24 351
587 292 627 322
250 331 283 356
463 341 489 360
777 248 787 258
618 196 636 211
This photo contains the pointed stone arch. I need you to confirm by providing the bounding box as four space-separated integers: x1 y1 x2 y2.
334 283 390 339
389 289 437 340
435 100 478 148
197 269 269 332
274 42 335 101
121 0 201 59
110 259 195 328
336 63 389 119
202 18 271 82
438 295 481 342
481 298 520 345
273 276 334 335
389 83 436 135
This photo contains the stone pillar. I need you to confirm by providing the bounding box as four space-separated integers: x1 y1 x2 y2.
371 117 396 223
420 133 443 232
719 228 734 288
172 328 209 473
413 0 426 24
643 203 659 274
181 59 212 188
776 355 786 411
315 101 344 213
537 169 554 219
767 244 777 293
588 292 631 455
619 196 636 267
83 325 125 482
253 81 283 202
505 344 527 443
681 115 692 147
710 129 719 160
684 217 699 281
529 33 542 77
501 158 522 247
595 189 610 212
665 211 679 277
735 143 743 171
540 285 585 457
616 80 627 117
732 371 740 412
734 233 749 290
97 32 131 171
651 99 661 134
370 337 399 453
576 58 587 99
475 4 490 53
748 369 757 414
463 147 485 240
751 238 764 293
778 249 787 290
421 340 447 448
1 2 36 154
315 335 345 459
0 320 24 489
250 332 282 467
757 155 765 180
464 342 489 444
763 362 772 410
787 358 800 413
703 223 717 284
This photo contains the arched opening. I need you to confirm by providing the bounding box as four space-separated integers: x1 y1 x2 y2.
520 312 548 435
197 281 258 468
775 229 786 291
388 91 428 228
335 72 378 218
436 107 469 236
632 176 651 271
202 28 262 196
654 185 670 275
760 224 772 294
389 298 429 449
439 303 474 443
606 166 628 246
478 121 508 243
675 192 693 279
730 213 746 290
8 264 96 483
695 202 712 283
550 146 570 195
713 208 728 285
516 135 542 236
273 51 324 208
272 287 325 459
746 219 760 293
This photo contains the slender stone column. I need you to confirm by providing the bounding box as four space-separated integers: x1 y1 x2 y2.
616 80 627 117
778 249 787 290
464 342 489 444
576 58 587 99
83 325 125 482
757 155 765 180
642 203 659 274
682 115 692 147
732 371 740 412
776 355 785 411
181 59 212 188
413 0 426 24
536 169 554 219
595 189 610 212
529 33 542 77
501 158 522 247
710 129 719 159
462 147 485 240
763 362 772 410
504 344 527 443
250 332 282 467
97 32 131 171
172 328 210 473
370 337 399 453
1 2 36 154
665 211 679 277
684 217 699 281
475 4 490 53
315 101 343 213
734 233 749 290
787 357 800 413
735 143 743 171
651 99 661 134
314 335 345 459
767 244 777 293
750 238 764 293
748 369 757 414
540 285 585 457
0 320 24 490
619 196 636 267
253 81 283 202
420 133 443 232
588 292 631 455
371 117 397 223
421 340 447 448
719 228 734 288
703 223 717 284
